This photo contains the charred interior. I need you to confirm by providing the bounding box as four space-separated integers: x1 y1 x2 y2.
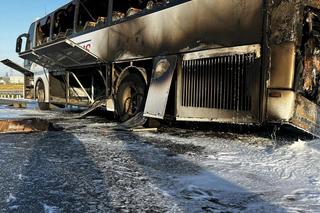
299 7 320 105
53 4 75 38
77 0 109 31
112 0 169 21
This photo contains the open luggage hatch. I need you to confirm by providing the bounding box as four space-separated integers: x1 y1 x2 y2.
1 59 33 76
19 39 105 69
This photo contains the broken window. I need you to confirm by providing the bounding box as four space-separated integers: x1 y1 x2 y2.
53 3 75 39
112 0 169 22
77 0 109 32
35 16 52 46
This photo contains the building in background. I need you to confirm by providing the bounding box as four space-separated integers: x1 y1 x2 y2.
9 76 24 84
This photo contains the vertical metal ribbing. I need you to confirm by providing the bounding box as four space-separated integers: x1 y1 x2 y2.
208 59 213 108
204 59 206 108
196 59 199 107
204 59 208 108
234 55 238 111
182 61 185 106
190 61 197 107
200 59 203 107
194 60 198 107
221 56 224 109
213 57 217 108
218 57 222 109
223 56 227 110
185 61 188 106
241 56 248 111
216 57 220 109
186 60 190 107
230 56 234 110
226 56 229 110
203 59 206 108
221 57 224 110
236 55 240 111
181 53 253 111
237 55 242 111
207 58 213 108
239 55 243 111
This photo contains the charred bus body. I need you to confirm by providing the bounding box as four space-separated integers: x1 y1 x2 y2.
2 0 320 136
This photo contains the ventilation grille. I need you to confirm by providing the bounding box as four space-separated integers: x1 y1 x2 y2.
181 54 255 111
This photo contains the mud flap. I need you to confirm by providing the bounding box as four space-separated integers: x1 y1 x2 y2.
144 56 177 119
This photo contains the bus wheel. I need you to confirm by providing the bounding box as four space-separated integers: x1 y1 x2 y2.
35 80 49 110
116 73 146 122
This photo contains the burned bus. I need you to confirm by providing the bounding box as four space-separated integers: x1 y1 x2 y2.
2 0 320 136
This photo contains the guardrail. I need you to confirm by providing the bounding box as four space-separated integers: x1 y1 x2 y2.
0 90 24 99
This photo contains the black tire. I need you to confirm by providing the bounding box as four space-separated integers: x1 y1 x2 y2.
116 73 146 121
35 80 49 110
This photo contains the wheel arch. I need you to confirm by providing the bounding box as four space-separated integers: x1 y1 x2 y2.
35 78 44 97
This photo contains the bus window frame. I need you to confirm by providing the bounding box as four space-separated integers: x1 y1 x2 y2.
70 0 191 38
74 0 111 34
35 16 53 47
51 2 76 39
110 0 191 26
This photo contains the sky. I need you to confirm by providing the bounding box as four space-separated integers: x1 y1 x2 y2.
0 0 69 76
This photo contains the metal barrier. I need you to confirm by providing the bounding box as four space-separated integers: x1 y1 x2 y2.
0 91 24 99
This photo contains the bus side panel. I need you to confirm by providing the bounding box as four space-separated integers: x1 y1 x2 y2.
106 0 263 62
71 0 263 62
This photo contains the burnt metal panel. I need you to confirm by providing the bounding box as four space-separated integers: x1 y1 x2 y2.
105 0 263 62
33 39 105 68
176 45 261 123
289 94 320 137
269 42 296 89
144 55 177 119
269 1 301 45
0 59 33 76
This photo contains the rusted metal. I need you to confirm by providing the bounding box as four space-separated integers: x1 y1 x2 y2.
290 94 320 136
0 119 55 133
301 55 320 98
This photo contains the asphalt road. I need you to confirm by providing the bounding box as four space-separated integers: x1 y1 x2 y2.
0 107 319 212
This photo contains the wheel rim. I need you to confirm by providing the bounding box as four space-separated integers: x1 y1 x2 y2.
122 86 144 116
117 73 146 121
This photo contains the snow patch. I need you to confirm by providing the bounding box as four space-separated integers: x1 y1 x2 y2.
43 204 60 213
289 139 307 151
6 193 16 203
288 139 320 155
